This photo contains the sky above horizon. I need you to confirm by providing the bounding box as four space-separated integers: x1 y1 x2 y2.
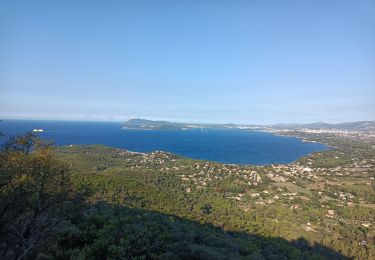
0 0 374 124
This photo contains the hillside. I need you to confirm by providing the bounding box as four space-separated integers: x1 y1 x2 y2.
52 130 374 259
1 130 374 259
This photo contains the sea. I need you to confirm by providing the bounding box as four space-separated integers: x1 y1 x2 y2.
0 120 327 165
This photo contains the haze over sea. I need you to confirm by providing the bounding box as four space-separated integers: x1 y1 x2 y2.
0 120 327 165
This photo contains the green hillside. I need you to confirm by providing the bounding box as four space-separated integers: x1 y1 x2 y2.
1 132 374 259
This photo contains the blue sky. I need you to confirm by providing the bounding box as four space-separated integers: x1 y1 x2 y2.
0 0 374 124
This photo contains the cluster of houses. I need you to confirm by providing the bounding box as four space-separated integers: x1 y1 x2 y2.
266 127 375 141
115 147 373 210
177 162 263 190
112 139 374 247
115 146 372 210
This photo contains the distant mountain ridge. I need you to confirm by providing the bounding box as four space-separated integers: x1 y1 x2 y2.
273 121 375 131
123 118 375 132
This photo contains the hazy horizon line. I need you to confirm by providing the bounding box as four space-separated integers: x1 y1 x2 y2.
1 116 374 126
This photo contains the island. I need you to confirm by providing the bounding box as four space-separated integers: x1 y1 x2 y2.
122 118 251 131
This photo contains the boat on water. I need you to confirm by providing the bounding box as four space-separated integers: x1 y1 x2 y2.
32 129 44 132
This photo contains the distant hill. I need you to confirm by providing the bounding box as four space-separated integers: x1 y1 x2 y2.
273 121 375 132
124 118 175 127
122 118 375 132
122 118 239 130
334 121 375 131
123 118 187 130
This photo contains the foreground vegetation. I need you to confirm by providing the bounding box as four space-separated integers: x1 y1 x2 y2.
1 130 374 259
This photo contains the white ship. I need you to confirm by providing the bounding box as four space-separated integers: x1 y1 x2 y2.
32 129 44 132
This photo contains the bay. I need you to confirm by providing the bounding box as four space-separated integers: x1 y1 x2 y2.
0 119 327 165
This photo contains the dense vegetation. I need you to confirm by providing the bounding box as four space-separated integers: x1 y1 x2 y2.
1 132 374 259
0 134 86 259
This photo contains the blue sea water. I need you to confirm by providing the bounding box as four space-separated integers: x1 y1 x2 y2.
0 120 327 165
